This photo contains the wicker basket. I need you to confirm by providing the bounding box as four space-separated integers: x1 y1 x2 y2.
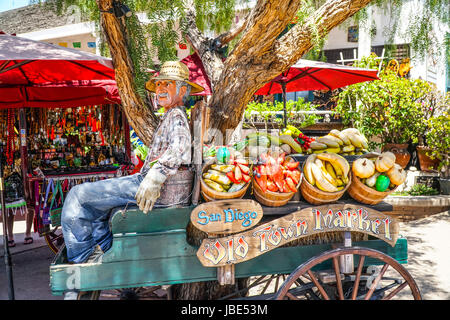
200 163 250 202
300 165 351 205
347 169 397 205
252 175 302 207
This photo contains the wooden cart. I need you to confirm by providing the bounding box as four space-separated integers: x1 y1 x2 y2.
49 197 421 300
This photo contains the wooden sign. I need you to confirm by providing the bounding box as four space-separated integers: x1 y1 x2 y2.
191 199 263 234
196 204 399 267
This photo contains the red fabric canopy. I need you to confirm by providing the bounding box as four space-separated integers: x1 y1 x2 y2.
0 80 121 109
255 59 379 95
181 53 212 96
0 33 115 85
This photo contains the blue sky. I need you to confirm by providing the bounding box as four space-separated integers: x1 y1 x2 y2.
0 0 32 13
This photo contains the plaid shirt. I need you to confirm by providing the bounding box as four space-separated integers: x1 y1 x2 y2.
140 106 191 177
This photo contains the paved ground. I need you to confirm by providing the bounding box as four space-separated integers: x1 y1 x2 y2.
1 211 449 300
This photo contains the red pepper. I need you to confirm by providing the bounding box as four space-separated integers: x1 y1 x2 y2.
226 171 239 184
277 153 286 165
266 180 278 192
234 165 242 182
288 170 301 185
285 177 297 192
237 163 249 174
255 175 267 193
242 174 251 183
281 180 291 192
285 161 299 170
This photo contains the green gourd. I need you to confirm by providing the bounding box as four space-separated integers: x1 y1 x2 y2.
216 147 230 164
375 174 390 192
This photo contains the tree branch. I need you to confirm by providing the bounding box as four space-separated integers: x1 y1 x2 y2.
270 0 375 70
214 11 250 47
207 0 375 137
96 0 158 146
181 0 224 90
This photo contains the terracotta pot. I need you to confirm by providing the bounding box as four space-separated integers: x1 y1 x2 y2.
382 143 410 169
416 146 440 172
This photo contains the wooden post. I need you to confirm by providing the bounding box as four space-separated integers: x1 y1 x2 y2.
190 99 207 206
340 231 354 274
209 232 235 286
18 108 29 200
121 106 131 163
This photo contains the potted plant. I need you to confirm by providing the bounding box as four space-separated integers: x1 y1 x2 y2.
415 89 449 171
244 98 321 130
425 110 450 194
335 54 432 168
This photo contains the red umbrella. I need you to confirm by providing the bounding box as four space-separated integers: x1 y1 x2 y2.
0 32 115 85
0 80 121 109
254 59 379 126
181 53 212 96
255 59 379 95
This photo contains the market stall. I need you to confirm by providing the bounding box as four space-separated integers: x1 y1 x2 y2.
0 103 133 253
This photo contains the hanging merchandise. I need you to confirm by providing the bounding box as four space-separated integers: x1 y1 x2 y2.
26 104 130 176
6 108 15 166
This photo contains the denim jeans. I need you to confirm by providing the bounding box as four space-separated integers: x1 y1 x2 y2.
61 173 143 263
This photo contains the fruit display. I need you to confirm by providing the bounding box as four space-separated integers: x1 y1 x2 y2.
351 152 406 192
303 153 350 192
307 128 369 155
245 130 304 157
202 156 251 194
253 152 301 193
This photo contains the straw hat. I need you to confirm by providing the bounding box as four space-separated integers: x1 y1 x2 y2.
145 61 204 94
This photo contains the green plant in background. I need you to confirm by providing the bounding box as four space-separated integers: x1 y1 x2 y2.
425 109 450 177
244 98 321 130
335 54 436 149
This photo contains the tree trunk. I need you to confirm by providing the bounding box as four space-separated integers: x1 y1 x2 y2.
96 0 158 146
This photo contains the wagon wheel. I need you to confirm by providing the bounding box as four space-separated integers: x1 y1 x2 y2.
44 226 65 254
77 286 168 300
217 275 310 300
275 247 421 300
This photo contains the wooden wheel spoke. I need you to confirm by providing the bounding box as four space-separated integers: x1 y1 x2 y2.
382 281 408 300
286 292 300 300
273 247 421 301
365 263 389 300
307 270 330 300
351 255 365 300
261 275 277 294
332 257 344 300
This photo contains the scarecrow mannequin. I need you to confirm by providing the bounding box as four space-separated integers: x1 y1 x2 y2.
61 61 204 271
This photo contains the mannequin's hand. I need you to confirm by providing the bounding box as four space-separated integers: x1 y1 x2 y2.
135 169 166 213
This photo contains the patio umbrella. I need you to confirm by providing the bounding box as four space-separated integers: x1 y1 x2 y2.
0 80 121 109
0 32 115 85
254 59 379 127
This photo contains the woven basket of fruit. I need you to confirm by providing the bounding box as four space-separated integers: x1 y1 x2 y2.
300 153 351 205
348 152 406 205
252 153 302 207
200 158 251 202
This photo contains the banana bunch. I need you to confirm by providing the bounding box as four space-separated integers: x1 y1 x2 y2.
307 128 369 155
304 153 350 192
